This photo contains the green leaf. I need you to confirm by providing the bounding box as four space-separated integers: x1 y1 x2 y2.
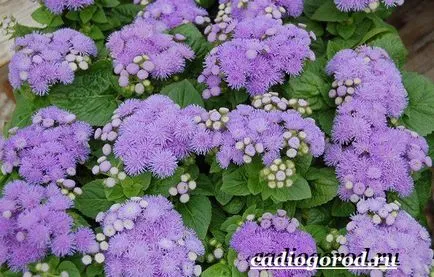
221 166 250 196
114 4 144 21
304 224 328 242
326 39 354 60
295 154 313 176
223 197 245 214
92 7 109 23
314 109 335 136
298 168 339 208
286 175 312 200
202 263 231 277
101 0 120 7
332 198 355 217
177 195 212 240
87 25 105 40
322 269 353 277
79 6 98 24
170 23 212 58
336 23 356 40
121 172 152 197
245 158 264 195
369 33 407 68
49 16 64 27
75 180 114 218
48 60 119 126
85 263 104 277
31 7 55 25
161 79 204 107
57 261 80 277
402 72 434 136
311 0 348 22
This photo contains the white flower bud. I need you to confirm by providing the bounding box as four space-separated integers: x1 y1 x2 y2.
96 233 106 241
82 255 92 265
169 187 178 196
180 194 190 203
213 248 224 259
188 180 197 190
123 219 134 230
100 241 109 251
40 263 49 272
2 210 12 219
326 234 334 242
94 253 105 264
188 252 198 261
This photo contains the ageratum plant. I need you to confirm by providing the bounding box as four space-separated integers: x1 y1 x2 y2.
1 0 434 276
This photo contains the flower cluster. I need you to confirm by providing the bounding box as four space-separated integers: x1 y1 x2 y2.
93 95 217 179
0 107 92 186
193 107 230 131
0 181 96 271
168 173 197 203
260 158 296 189
199 17 315 98
230 210 317 276
252 92 312 115
137 0 210 29
325 46 431 201
216 104 325 168
92 195 204 276
334 0 404 12
204 0 303 43
106 18 195 94
42 0 94 14
340 198 432 276
8 28 97 95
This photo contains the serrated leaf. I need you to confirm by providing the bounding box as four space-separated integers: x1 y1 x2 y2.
298 168 339 208
221 166 250 196
92 7 109 23
331 198 355 217
101 0 120 7
161 79 204 107
177 195 212 240
75 180 114 218
304 224 328 242
79 6 98 24
48 60 119 126
402 72 434 136
336 23 356 40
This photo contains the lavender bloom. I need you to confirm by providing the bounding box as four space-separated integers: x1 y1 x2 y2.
93 95 216 180
8 28 97 95
334 0 404 12
106 18 195 94
231 210 316 276
326 46 407 116
42 0 94 14
204 0 303 43
93 196 204 276
216 104 325 168
222 0 303 20
0 181 96 271
199 17 314 98
138 0 209 28
341 198 432 276
325 47 430 202
0 106 92 186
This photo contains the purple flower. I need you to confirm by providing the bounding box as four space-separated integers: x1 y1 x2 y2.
139 0 209 28
43 0 94 14
94 95 216 179
216 105 325 168
341 197 432 276
94 196 204 277
0 181 95 271
230 210 316 276
8 28 97 95
334 0 404 12
106 18 195 94
0 106 92 185
325 47 430 202
199 17 314 97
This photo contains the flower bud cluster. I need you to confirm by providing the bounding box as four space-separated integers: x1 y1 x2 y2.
260 158 295 189
328 78 360 105
168 173 197 203
252 92 312 115
194 107 230 131
205 238 225 263
204 2 237 43
334 0 404 13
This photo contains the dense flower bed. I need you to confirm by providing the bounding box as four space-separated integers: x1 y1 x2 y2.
1 0 434 276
